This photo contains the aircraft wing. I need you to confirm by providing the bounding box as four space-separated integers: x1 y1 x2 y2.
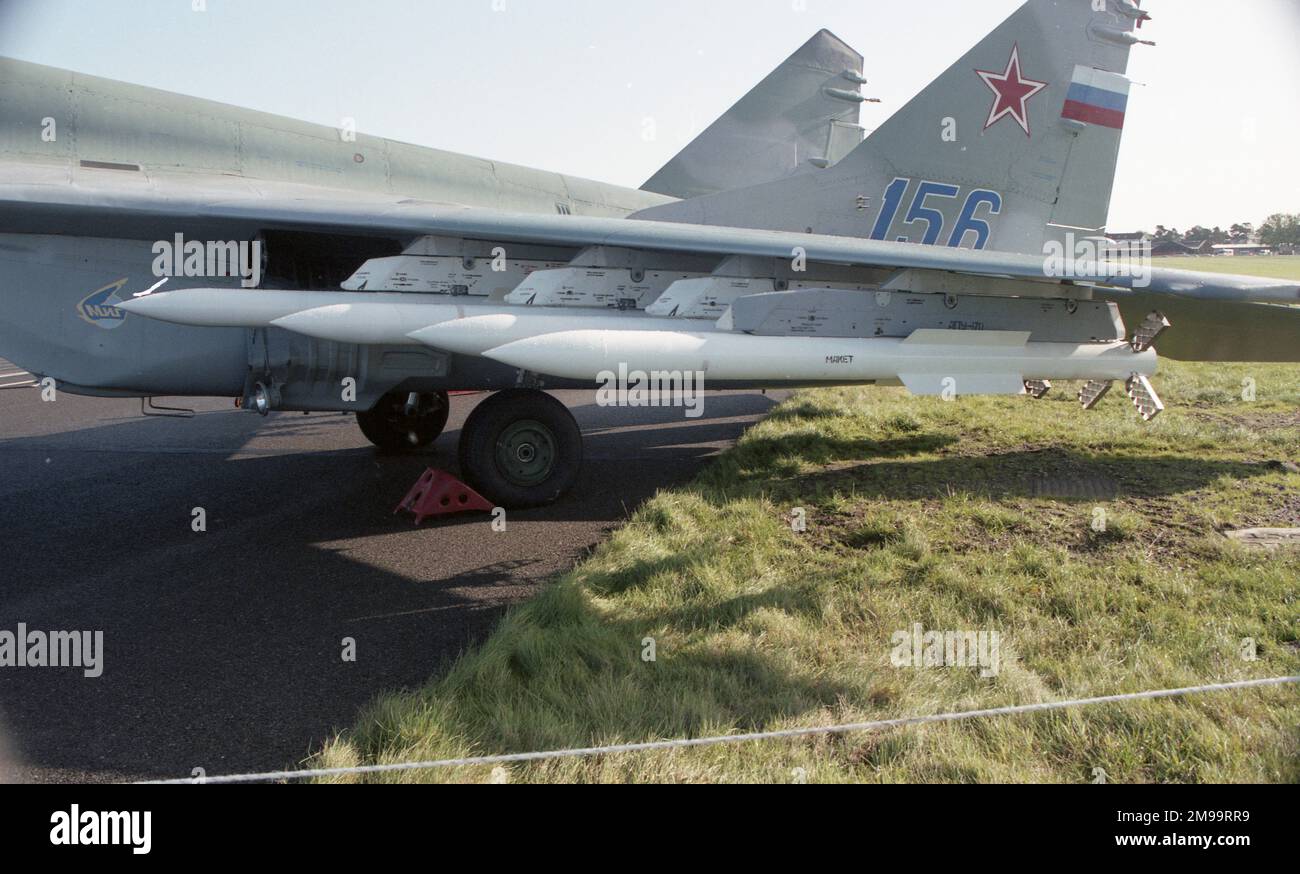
3 171 1296 306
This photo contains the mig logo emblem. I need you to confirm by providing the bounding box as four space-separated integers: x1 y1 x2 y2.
76 279 129 330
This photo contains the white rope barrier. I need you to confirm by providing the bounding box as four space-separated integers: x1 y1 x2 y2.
139 675 1300 784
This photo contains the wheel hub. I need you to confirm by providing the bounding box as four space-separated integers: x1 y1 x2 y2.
496 420 556 487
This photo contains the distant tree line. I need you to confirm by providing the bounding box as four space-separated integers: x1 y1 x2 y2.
1258 214 1300 250
1142 213 1300 251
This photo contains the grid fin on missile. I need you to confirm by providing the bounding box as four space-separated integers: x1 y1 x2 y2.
1125 373 1165 421
1131 311 1172 352
1078 379 1113 410
1025 379 1053 399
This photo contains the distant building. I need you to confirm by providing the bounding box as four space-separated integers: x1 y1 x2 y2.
1149 239 1210 257
1102 232 1213 257
1107 232 1150 244
1098 231 1151 258
1211 243 1274 257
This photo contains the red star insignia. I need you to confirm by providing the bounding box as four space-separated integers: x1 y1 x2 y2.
975 43 1048 136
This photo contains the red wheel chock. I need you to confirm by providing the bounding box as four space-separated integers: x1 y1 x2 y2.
395 469 495 525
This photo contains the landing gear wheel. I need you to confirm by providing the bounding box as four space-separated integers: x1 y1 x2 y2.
458 390 582 509
357 390 450 450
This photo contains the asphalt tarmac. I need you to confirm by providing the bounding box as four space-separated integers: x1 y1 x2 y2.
0 360 781 783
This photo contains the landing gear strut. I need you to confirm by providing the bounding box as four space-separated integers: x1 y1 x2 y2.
357 390 450 450
458 390 582 509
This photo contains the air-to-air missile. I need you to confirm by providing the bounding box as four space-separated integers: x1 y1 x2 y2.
115 289 458 331
477 328 1156 396
117 289 695 346
117 283 1158 397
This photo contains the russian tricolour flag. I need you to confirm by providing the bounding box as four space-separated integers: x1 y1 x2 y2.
1061 66 1130 130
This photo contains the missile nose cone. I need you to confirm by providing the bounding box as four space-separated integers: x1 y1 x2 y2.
111 287 286 328
113 290 187 322
481 330 706 381
112 278 171 315
270 305 379 344
112 294 155 314
408 314 522 356
271 303 462 346
480 335 585 379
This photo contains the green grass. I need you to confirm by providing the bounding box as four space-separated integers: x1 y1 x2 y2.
315 363 1300 783
1157 255 1300 282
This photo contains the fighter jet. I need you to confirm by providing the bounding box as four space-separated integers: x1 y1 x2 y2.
1 0 1297 509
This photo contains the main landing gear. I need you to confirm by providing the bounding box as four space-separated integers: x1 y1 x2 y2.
357 390 451 450
360 389 583 509
459 390 582 509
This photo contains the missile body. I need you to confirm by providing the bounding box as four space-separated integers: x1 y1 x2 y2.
115 289 463 329
406 312 711 356
115 288 1160 396
274 305 700 347
114 288 703 347
482 329 1157 396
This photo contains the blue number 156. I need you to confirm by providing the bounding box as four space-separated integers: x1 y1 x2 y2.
869 178 1002 250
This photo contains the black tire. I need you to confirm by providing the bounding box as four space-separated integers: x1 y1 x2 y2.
458 390 582 509
356 390 450 450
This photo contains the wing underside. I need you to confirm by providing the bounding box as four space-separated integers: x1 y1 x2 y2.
3 168 1294 305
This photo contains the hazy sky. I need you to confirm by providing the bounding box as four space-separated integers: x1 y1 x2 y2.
2 0 1297 232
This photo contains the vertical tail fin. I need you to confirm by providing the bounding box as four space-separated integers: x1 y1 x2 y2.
635 0 1150 255
640 30 866 200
